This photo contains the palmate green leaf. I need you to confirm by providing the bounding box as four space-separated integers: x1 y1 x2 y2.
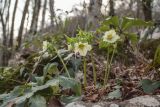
58 76 82 96
15 101 26 107
124 33 138 45
103 16 119 27
70 57 81 72
98 16 119 32
98 24 110 32
107 89 122 99
110 16 119 27
29 95 46 107
61 95 81 104
35 76 44 85
66 35 77 44
43 63 59 77
121 17 153 31
140 79 160 93
0 79 59 107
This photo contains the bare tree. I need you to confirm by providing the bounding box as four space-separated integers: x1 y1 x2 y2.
87 0 102 29
16 0 30 50
109 0 115 16
142 0 152 21
29 0 41 34
0 0 11 66
9 0 18 48
0 11 7 66
41 0 47 29
49 0 55 29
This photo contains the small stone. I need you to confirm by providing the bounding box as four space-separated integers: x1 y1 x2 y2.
92 105 102 107
129 95 160 107
66 102 86 107
109 104 119 107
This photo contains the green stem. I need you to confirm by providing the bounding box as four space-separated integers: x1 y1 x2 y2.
91 51 96 86
83 57 87 88
54 47 71 78
104 47 110 86
106 46 116 85
8 78 25 84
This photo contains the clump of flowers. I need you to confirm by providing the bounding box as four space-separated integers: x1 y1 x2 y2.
42 41 50 52
67 42 92 87
66 30 94 88
40 41 51 58
41 40 71 78
101 29 120 86
103 29 120 43
74 42 92 56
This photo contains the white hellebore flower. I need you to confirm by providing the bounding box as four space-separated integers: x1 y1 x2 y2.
41 41 50 58
74 42 92 56
68 44 73 51
103 29 120 43
42 41 50 52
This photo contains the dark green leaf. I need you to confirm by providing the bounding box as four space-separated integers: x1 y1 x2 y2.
58 76 82 96
29 95 46 107
140 79 160 93
107 89 122 99
122 17 153 31
43 63 59 77
61 96 81 104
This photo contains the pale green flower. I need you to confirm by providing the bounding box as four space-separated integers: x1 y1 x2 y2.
103 30 120 43
74 42 92 56
42 41 50 52
68 44 73 51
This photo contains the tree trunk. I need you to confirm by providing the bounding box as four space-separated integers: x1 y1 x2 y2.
142 0 152 21
0 11 7 66
87 0 102 29
41 0 47 30
29 0 41 35
9 0 18 48
16 0 30 50
49 0 55 29
136 0 141 18
109 0 115 16
6 0 11 34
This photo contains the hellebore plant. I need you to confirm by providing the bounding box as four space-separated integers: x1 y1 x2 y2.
66 30 95 88
102 29 120 86
42 41 71 78
68 42 92 88
74 42 92 87
41 41 50 57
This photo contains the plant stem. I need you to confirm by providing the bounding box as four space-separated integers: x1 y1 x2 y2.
54 47 71 78
83 57 87 88
106 46 116 84
104 47 110 86
91 51 96 86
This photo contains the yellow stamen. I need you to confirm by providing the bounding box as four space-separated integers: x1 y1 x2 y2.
107 34 113 40
78 44 85 50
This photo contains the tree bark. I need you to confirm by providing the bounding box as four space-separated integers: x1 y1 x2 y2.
9 0 18 48
29 0 41 35
142 0 152 21
109 0 115 16
6 0 11 33
16 0 30 50
87 0 102 29
49 0 55 28
0 11 7 66
41 0 47 30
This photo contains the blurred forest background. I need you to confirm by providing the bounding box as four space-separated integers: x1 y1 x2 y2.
0 0 160 66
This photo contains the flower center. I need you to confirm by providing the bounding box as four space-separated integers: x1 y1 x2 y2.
78 44 85 50
107 34 113 40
